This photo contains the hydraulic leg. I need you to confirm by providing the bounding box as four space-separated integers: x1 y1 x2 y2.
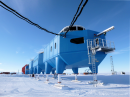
58 74 61 83
38 74 39 79
75 74 77 80
46 74 49 81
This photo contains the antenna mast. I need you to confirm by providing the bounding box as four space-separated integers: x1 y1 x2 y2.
110 56 114 75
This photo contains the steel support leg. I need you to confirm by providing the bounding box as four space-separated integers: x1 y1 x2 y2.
58 74 61 83
46 74 49 81
38 74 39 79
75 74 77 80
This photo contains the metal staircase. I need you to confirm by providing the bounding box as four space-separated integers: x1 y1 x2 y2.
87 38 115 86
91 54 97 82
87 40 97 84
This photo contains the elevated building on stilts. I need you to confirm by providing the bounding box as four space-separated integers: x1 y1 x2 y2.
23 25 115 87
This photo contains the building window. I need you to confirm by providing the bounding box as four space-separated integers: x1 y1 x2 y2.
70 37 84 44
69 26 76 31
63 26 77 32
78 27 83 30
64 27 69 32
51 46 52 52
55 43 56 49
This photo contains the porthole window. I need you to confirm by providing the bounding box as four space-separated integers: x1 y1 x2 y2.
51 46 52 52
70 37 84 44
55 43 56 49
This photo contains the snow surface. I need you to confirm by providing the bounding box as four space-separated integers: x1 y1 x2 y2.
0 74 129 97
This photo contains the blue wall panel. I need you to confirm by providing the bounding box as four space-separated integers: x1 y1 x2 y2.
25 65 29 74
50 41 54 58
47 45 49 60
44 48 47 61
33 55 38 67
30 53 45 74
53 36 58 56
60 30 88 53
43 36 60 62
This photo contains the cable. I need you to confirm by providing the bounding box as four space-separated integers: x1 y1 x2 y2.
0 1 60 35
70 0 83 26
65 0 88 35
0 5 31 24
0 0 89 37
63 0 83 37
64 0 84 36
64 0 88 37
71 0 88 26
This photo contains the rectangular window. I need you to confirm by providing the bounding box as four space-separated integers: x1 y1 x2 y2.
70 37 84 44
55 43 56 49
64 26 76 32
78 27 83 30
69 26 76 31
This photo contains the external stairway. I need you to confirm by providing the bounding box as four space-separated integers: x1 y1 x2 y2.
87 38 115 87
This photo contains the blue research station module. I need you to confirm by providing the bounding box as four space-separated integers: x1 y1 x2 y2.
25 25 115 83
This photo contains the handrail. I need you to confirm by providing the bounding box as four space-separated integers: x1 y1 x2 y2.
87 38 115 49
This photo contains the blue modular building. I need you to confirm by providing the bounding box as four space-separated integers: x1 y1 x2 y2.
27 25 115 77
25 65 29 74
43 25 115 74
33 52 44 74
29 60 33 74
